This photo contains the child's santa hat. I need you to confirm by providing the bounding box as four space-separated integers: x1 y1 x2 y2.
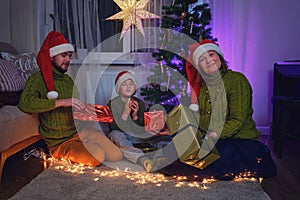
186 39 223 111
36 31 74 99
115 70 137 94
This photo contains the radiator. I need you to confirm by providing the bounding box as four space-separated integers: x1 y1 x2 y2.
95 71 118 105
84 69 120 105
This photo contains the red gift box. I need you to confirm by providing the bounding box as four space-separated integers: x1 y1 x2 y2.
144 110 168 135
73 103 113 123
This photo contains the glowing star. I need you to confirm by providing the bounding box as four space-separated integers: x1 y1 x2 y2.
106 0 160 39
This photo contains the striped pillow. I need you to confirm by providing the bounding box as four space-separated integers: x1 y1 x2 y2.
0 59 26 92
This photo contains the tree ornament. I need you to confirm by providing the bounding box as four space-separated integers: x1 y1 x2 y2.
182 84 187 96
168 29 173 43
180 47 186 58
166 73 171 91
106 0 160 39
160 62 164 73
189 17 194 34
178 12 187 20
199 34 203 42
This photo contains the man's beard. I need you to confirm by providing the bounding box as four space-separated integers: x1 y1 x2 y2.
52 61 68 73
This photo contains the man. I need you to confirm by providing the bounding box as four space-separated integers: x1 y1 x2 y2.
19 31 122 167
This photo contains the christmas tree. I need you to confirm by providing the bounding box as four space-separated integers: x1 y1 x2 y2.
140 0 216 112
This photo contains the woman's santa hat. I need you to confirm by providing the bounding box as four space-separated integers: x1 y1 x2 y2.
115 70 137 94
185 39 223 111
36 31 74 99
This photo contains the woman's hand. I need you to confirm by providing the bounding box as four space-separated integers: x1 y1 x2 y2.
208 131 218 139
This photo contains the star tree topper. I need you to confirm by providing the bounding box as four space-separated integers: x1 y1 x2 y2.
106 0 160 39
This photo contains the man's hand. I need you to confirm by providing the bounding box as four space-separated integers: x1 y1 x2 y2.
55 98 85 110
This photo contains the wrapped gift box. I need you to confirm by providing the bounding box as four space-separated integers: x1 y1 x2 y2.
144 110 165 133
73 104 113 123
166 104 201 135
166 104 220 170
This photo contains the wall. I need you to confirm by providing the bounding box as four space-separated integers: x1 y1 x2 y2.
250 0 300 128
0 0 11 43
211 0 300 131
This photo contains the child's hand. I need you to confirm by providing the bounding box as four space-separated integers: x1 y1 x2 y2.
129 98 139 120
121 98 132 120
129 98 139 112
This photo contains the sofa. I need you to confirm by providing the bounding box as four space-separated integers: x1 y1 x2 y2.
0 42 41 183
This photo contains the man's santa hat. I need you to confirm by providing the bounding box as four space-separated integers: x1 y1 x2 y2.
115 70 137 94
36 31 74 99
186 39 223 111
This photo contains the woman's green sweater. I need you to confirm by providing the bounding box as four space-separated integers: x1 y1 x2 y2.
198 70 260 140
19 68 80 147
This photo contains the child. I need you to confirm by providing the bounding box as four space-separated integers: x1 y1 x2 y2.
107 70 170 172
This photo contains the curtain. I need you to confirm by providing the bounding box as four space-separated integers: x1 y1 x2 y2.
209 0 252 72
54 0 118 52
209 0 269 126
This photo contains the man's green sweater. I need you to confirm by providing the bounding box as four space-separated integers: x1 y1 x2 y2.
19 68 80 147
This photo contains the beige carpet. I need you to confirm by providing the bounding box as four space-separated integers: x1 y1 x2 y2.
10 160 270 200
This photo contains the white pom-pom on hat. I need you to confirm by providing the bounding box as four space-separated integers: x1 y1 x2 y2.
47 91 59 100
189 104 199 112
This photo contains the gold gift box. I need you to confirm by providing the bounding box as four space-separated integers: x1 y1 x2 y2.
166 104 200 135
166 104 220 170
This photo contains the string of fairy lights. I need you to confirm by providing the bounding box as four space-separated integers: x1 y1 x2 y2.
40 152 263 189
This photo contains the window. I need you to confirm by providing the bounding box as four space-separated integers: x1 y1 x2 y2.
53 0 162 54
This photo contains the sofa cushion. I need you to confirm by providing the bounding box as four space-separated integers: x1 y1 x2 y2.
0 105 39 152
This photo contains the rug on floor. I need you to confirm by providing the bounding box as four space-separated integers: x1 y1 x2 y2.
10 160 271 200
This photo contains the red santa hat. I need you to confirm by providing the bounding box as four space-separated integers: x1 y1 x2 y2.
36 31 74 99
115 70 137 94
186 39 223 111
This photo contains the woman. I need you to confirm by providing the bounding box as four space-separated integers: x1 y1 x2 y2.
161 39 276 180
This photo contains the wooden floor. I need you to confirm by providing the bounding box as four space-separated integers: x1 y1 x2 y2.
0 136 299 200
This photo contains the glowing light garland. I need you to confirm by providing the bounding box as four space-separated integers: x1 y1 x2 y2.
40 154 262 189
